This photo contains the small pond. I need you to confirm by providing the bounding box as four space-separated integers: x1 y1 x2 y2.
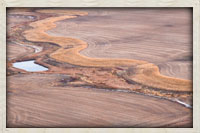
13 60 48 72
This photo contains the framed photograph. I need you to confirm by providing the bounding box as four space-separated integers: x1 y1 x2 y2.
0 0 200 133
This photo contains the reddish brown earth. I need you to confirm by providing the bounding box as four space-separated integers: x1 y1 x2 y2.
48 8 192 80
7 73 192 128
6 8 192 127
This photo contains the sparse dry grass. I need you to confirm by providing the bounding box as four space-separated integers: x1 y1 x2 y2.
130 63 192 91
7 8 193 128
23 11 192 92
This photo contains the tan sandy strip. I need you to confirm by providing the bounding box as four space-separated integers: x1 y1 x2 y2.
23 12 192 92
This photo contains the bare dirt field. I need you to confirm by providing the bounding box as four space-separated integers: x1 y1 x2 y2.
48 8 192 80
7 8 192 127
7 73 192 128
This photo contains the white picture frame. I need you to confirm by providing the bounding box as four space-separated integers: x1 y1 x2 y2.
0 0 199 132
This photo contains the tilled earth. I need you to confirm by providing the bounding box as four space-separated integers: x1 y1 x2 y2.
6 8 192 127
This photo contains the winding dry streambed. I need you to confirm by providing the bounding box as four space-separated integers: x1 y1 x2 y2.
7 9 192 127
23 13 192 92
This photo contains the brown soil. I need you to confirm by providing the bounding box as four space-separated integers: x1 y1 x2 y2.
6 8 192 127
7 73 192 128
48 8 192 80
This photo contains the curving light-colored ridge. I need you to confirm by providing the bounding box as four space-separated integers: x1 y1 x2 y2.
23 12 192 92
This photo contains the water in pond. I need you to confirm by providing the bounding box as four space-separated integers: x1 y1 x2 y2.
13 60 48 72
